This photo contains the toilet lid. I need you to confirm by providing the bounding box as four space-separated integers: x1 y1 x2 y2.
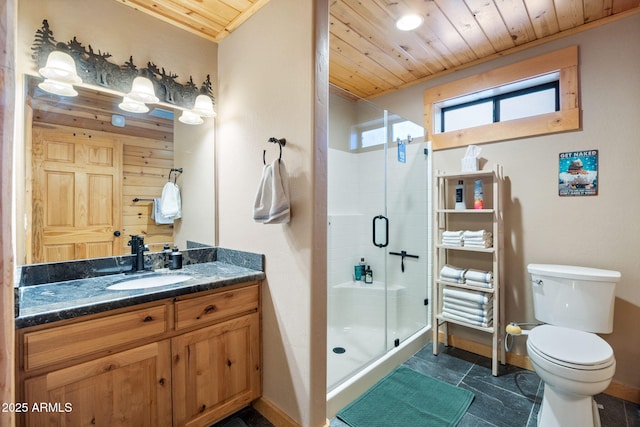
529 325 613 367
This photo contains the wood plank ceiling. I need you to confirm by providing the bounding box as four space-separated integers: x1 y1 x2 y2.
118 0 640 99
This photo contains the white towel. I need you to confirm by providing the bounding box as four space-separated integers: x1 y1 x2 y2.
442 230 463 237
253 159 291 224
442 296 490 310
440 264 466 280
444 300 492 317
152 198 174 224
442 310 493 328
443 287 490 305
160 182 181 219
464 241 492 248
465 279 494 288
464 269 493 283
463 230 491 238
443 306 493 323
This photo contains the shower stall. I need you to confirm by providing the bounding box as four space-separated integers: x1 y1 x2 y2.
327 88 432 412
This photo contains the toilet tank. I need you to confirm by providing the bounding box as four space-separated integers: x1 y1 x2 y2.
528 264 621 333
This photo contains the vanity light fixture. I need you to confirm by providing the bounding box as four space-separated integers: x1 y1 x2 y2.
191 94 217 118
38 51 82 96
126 76 159 104
396 13 424 31
178 110 204 125
118 96 150 113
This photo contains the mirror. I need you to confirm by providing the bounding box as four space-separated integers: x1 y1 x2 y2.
18 75 214 265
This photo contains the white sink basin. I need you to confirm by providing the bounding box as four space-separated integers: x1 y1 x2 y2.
107 274 192 290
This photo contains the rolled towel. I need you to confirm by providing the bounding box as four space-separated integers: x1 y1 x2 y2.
465 279 493 288
443 287 489 305
440 264 466 280
464 269 493 283
440 276 465 284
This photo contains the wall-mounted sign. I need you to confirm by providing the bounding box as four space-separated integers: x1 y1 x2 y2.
559 150 598 196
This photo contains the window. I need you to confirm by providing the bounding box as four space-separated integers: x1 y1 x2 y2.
355 115 425 149
440 81 559 133
424 46 579 150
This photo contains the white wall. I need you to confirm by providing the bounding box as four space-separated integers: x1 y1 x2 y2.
372 13 640 389
217 1 327 426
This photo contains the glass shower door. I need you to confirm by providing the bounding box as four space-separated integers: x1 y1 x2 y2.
327 91 429 391
384 122 429 349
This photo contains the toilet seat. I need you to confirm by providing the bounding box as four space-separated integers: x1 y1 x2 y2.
528 325 614 370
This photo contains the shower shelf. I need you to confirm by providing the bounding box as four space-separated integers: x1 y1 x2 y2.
432 165 505 376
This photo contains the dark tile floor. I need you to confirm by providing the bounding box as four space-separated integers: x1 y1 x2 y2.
214 342 640 427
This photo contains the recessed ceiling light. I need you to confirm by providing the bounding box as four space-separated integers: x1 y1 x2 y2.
396 14 423 31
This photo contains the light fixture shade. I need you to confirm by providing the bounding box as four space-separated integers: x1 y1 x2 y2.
396 14 424 31
119 96 149 113
179 110 204 125
38 80 78 97
127 76 159 104
39 51 82 84
192 94 216 117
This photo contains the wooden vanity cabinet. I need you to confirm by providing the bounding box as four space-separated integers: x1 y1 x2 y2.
17 281 261 427
24 340 172 427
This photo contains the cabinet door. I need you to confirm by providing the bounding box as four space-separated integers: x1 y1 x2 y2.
172 312 261 427
24 340 172 427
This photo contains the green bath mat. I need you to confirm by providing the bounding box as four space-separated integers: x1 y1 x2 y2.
337 366 474 427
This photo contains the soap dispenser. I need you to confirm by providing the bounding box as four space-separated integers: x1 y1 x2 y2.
169 245 183 270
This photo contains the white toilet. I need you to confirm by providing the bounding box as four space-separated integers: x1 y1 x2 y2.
526 264 621 427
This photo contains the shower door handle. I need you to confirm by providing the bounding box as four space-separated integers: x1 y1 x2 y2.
372 215 389 248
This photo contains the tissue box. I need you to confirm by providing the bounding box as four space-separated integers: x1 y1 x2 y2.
461 157 479 172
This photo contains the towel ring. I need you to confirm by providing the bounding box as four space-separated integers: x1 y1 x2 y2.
263 138 286 165
168 168 183 184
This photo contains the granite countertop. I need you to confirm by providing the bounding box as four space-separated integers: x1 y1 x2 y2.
16 260 265 329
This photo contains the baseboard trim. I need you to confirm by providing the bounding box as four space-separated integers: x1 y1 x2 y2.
253 397 300 427
438 332 640 404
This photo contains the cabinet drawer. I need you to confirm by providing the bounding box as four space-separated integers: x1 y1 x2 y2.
175 285 259 331
23 305 168 372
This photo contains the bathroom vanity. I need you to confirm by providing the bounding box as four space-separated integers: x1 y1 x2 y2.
14 248 265 427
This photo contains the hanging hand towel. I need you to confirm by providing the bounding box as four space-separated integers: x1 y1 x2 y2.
152 198 174 224
160 182 182 219
253 159 290 224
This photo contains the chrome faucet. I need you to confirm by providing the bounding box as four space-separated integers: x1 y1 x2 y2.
128 235 149 272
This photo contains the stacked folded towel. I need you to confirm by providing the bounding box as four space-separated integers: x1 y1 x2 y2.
462 230 492 248
441 230 463 246
442 287 493 327
439 264 466 284
439 265 494 289
464 268 493 288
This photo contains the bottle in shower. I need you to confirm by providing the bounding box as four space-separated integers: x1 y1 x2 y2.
454 180 466 210
364 266 373 284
